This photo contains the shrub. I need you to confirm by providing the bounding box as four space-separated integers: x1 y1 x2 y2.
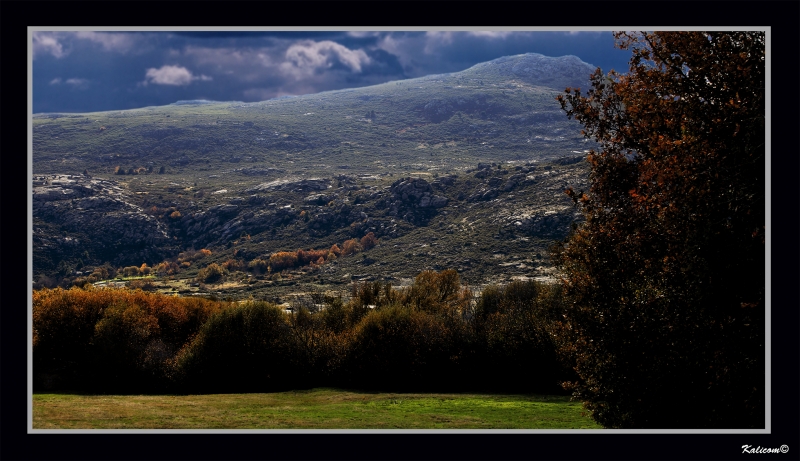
196 263 226 284
470 280 567 393
360 232 378 250
296 249 327 266
400 269 468 316
350 280 398 310
269 251 299 271
345 306 463 391
341 238 361 256
247 258 269 274
156 261 180 275
128 279 157 291
173 301 301 393
222 259 246 272
91 300 162 390
122 266 141 277
33 287 225 392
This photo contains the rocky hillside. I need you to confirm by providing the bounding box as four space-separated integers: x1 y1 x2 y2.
32 53 597 295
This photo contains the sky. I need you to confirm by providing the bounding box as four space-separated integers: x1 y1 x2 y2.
31 30 632 114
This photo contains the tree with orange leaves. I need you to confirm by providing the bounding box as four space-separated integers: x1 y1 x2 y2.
553 31 764 428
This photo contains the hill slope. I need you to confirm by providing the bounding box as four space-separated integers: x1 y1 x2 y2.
32 53 596 296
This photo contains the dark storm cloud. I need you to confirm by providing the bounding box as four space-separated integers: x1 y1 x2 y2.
32 30 631 113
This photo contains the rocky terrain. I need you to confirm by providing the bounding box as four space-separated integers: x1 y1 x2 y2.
32 52 596 297
33 174 174 274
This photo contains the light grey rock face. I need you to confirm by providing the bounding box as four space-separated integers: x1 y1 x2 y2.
247 177 330 193
304 194 331 205
507 208 583 238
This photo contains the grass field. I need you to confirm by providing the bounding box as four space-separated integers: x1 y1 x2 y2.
33 388 601 429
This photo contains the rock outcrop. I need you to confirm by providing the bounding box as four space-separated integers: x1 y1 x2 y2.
33 175 172 268
386 177 448 225
247 177 330 193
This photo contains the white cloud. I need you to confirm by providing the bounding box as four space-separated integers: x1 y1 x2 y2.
423 32 454 53
143 65 212 86
562 31 604 36
33 32 66 59
346 31 381 38
182 46 276 82
74 32 136 53
280 40 371 77
65 78 89 87
48 77 89 89
467 31 514 39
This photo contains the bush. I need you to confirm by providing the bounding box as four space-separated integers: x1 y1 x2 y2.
269 251 299 271
122 266 141 277
33 287 224 392
196 263 226 284
341 239 361 256
360 232 378 250
296 249 328 265
127 279 157 291
247 258 269 274
469 280 567 393
173 301 302 393
222 259 246 272
91 300 162 391
400 269 469 316
345 306 464 391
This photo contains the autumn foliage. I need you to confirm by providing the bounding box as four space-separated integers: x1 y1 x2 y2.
268 251 300 271
554 32 765 428
33 272 572 395
33 286 226 392
263 235 378 273
360 232 378 250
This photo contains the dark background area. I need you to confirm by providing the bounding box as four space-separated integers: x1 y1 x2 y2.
5 1 798 460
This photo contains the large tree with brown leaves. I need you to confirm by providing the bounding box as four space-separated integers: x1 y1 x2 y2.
553 31 765 428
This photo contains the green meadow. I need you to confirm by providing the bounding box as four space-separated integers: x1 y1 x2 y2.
33 388 600 430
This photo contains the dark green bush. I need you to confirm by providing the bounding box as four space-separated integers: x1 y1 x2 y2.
173 301 302 393
469 280 570 393
345 306 465 391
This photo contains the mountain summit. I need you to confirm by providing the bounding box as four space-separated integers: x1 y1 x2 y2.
457 53 597 90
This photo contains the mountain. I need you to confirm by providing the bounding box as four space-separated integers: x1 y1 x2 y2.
32 53 596 297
